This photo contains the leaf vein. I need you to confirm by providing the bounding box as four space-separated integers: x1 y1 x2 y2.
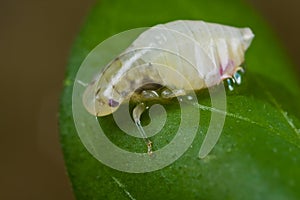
265 90 300 138
112 176 136 200
196 103 300 149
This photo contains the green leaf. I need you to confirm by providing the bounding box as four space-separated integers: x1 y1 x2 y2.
59 0 300 199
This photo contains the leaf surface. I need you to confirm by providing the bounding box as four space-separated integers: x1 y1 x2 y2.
59 0 300 199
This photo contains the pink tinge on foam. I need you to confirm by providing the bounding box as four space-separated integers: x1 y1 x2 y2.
219 59 235 79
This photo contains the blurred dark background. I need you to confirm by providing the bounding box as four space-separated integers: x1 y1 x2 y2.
0 0 299 199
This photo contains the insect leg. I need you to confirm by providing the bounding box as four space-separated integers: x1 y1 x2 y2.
132 103 153 155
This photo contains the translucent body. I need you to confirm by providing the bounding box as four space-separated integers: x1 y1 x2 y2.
83 20 254 116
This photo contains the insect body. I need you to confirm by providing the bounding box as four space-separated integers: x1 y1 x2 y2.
83 20 254 154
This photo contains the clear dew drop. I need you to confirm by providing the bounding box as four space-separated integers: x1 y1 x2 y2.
226 78 235 91
161 89 173 98
141 90 159 98
233 71 242 85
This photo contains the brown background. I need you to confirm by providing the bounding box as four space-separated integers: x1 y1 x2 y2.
0 0 299 199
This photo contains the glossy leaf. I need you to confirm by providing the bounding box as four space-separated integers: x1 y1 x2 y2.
59 0 300 199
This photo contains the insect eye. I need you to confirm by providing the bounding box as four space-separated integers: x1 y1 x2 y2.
108 99 119 107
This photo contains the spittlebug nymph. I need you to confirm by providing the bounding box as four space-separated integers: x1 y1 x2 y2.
83 20 254 155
